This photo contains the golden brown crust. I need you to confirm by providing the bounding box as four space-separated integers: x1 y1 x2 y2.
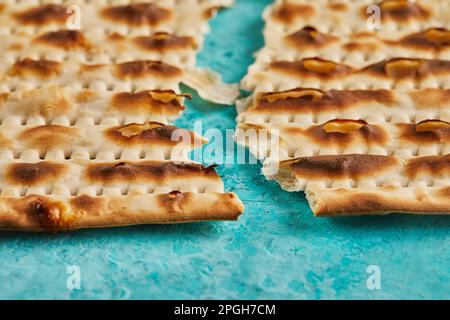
270 58 354 80
374 0 431 23
105 122 205 147
363 58 450 79
101 3 172 26
9 58 61 79
284 155 399 180
115 60 182 79
34 30 89 50
307 186 450 217
398 28 450 51
268 57 450 81
110 90 186 116
254 88 396 113
133 32 198 52
303 121 388 148
405 155 450 179
409 89 450 109
14 4 68 25
85 162 219 185
6 162 68 186
19 125 80 151
285 27 339 49
272 2 315 24
0 193 244 232
397 121 450 145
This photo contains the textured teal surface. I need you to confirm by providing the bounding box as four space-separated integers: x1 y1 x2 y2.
0 0 449 300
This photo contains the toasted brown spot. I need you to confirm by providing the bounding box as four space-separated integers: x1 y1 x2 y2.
157 192 194 214
270 58 353 79
254 89 396 114
285 27 339 49
273 2 315 24
134 32 197 52
405 155 450 179
397 121 450 145
85 162 219 184
10 58 61 79
311 190 446 216
409 89 450 109
12 86 74 118
28 197 71 230
398 121 450 145
377 0 430 22
316 192 392 215
437 187 450 198
70 195 105 213
7 162 67 186
35 30 88 50
343 41 379 53
363 58 450 79
285 155 399 180
14 4 69 25
203 6 221 19
399 28 450 51
0 4 6 14
116 60 182 79
0 132 12 148
416 120 450 132
301 120 388 147
19 125 80 151
110 90 186 116
322 119 368 133
328 2 347 11
101 3 172 26
106 122 203 147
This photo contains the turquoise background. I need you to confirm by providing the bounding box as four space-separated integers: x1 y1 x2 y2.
0 0 449 300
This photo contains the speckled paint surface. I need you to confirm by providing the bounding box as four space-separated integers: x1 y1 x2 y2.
0 0 449 300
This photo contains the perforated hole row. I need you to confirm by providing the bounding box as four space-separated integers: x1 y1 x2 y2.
0 185 212 198
2 148 181 162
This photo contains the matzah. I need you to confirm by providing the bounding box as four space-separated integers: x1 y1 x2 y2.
263 0 450 40
0 160 243 231
0 1 244 231
237 0 450 216
255 26 450 69
242 57 450 93
0 0 240 104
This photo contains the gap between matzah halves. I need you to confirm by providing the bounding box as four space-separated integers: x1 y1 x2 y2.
236 0 450 217
0 0 243 232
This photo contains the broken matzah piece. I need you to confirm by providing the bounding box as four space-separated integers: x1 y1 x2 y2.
266 154 450 216
0 83 244 231
0 0 244 231
237 0 450 216
0 160 243 231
